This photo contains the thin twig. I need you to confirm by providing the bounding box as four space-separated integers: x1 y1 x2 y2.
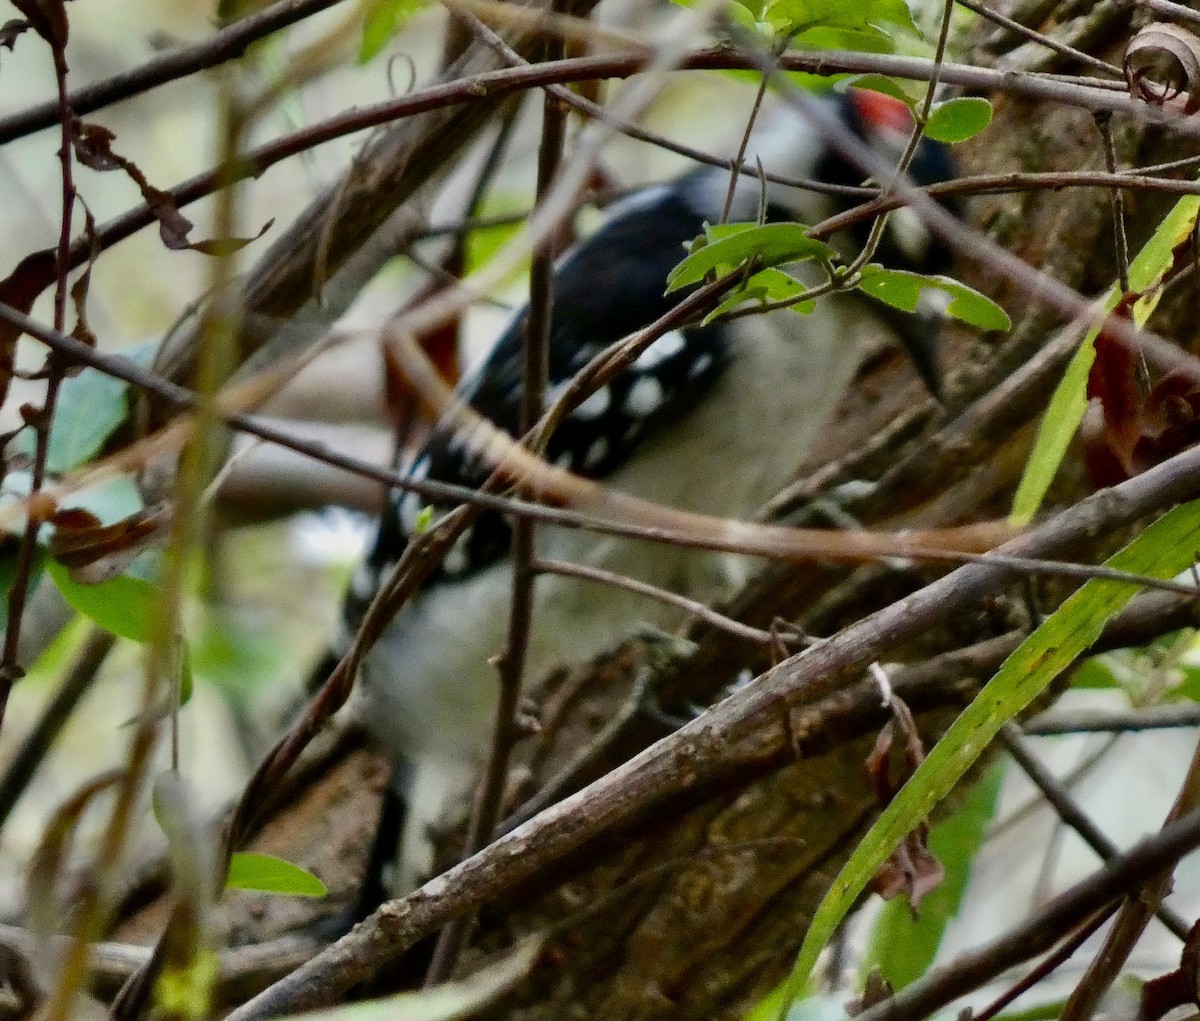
1 18 78 735
1097 112 1131 295
535 557 779 644
0 0 350 145
1122 0 1200 28
10 44 1196 334
999 723 1190 939
7 299 1200 597
1026 702 1200 735
1061 731 1200 1021
962 908 1116 1021
424 5 570 985
960 0 1125 76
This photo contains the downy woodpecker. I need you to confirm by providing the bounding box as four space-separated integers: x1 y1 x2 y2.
343 88 957 891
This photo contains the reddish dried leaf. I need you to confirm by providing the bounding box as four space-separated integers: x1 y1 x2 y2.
70 119 272 256
1084 332 1200 485
872 828 945 912
145 185 196 251
1088 321 1142 476
0 249 58 408
48 503 170 584
71 120 124 172
866 720 896 803
866 692 944 912
65 203 100 359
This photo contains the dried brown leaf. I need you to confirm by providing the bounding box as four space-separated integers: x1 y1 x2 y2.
0 249 58 407
1126 22 1200 113
71 119 273 256
48 502 170 584
867 691 943 911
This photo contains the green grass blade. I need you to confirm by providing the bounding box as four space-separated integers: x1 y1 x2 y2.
777 499 1200 1015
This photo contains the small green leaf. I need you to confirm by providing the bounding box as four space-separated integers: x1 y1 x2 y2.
862 761 1005 989
844 74 921 109
795 25 894 50
359 0 428 63
779 498 1200 1010
464 192 530 282
226 852 327 897
767 0 916 37
666 223 832 293
703 268 815 324
414 505 434 535
923 97 993 144
857 266 1011 331
726 3 764 33
46 559 157 643
155 950 219 1021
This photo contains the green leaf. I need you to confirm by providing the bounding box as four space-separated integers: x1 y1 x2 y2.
60 476 143 524
666 223 832 293
226 852 327 897
844 74 922 110
29 367 127 474
1009 332 1098 526
923 97 993 144
1070 655 1124 690
359 0 428 63
16 338 160 475
726 2 765 33
703 268 816 324
190 613 286 701
46 558 157 643
857 266 1011 331
767 0 916 37
861 761 1005 989
1009 194 1200 525
155 950 219 1021
464 192 529 277
779 499 1200 1010
794 25 895 50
